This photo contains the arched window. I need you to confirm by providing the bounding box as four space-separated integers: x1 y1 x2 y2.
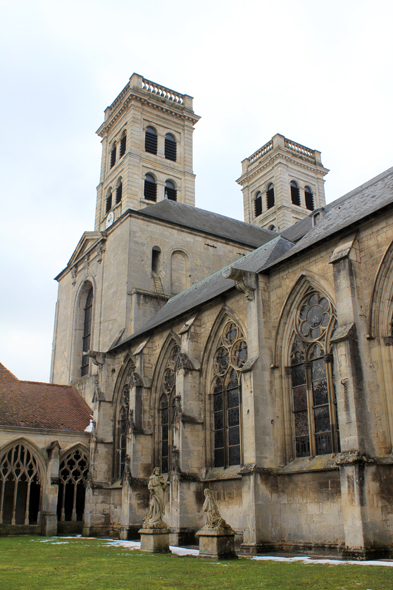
254 192 262 217
105 191 112 214
171 250 189 294
120 132 127 158
290 291 339 457
267 183 275 209
145 126 157 155
152 246 161 274
268 224 276 231
305 186 314 211
0 443 41 525
81 287 93 377
165 180 177 201
116 180 122 204
290 181 301 206
115 384 129 480
57 449 88 523
159 345 180 473
110 142 117 168
211 322 247 468
165 133 176 161
144 173 157 201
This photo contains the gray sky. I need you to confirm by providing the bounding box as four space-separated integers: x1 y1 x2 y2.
1 0 392 382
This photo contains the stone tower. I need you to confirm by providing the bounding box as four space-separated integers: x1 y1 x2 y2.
94 73 200 232
237 134 329 232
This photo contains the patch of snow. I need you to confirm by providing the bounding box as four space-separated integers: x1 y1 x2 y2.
250 555 393 567
170 546 199 556
84 417 94 433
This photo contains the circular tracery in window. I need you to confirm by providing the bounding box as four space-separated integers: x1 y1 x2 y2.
297 293 333 341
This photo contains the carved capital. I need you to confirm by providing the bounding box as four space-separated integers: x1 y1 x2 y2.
222 267 257 301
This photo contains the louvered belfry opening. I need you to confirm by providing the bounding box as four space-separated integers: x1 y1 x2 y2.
254 192 262 217
165 133 176 161
267 183 275 209
0 443 41 526
57 449 88 524
305 186 314 211
106 193 112 214
120 134 126 158
144 173 157 201
145 126 157 154
110 145 116 168
290 181 301 206
116 182 122 204
81 287 93 377
165 180 177 201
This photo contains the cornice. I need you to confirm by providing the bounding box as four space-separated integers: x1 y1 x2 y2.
97 89 200 138
237 151 329 186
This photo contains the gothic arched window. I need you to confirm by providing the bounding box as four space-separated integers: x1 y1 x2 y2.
212 322 247 468
290 180 301 206
159 345 180 473
0 443 41 525
290 291 339 458
57 449 88 523
165 133 177 161
116 384 130 480
145 126 157 155
81 287 93 377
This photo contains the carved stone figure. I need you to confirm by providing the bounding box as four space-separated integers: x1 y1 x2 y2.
142 467 168 529
202 488 226 529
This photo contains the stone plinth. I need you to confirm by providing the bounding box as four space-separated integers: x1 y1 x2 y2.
196 528 237 559
139 528 171 553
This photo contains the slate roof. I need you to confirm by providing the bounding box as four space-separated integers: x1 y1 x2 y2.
0 364 91 431
111 236 294 350
136 199 278 248
265 166 393 270
281 166 393 243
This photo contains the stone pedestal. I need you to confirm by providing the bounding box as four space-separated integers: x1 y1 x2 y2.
41 512 58 536
139 528 171 553
196 529 237 559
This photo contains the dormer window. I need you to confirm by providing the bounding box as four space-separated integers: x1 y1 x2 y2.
120 133 126 158
144 173 157 201
145 126 157 155
305 186 314 211
290 181 301 206
267 183 275 209
254 192 262 217
165 133 176 161
165 180 177 201
110 143 116 168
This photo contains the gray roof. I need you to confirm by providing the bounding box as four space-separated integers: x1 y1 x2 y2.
266 166 393 270
281 166 393 243
110 236 294 350
136 199 277 248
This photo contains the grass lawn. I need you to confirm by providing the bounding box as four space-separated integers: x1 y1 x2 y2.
0 536 392 590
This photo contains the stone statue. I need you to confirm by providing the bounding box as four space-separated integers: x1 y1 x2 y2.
202 488 230 530
142 467 168 529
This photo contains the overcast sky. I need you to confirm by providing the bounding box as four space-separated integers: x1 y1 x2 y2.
1 0 392 382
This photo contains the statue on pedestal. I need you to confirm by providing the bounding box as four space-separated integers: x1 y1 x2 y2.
142 467 168 530
196 488 237 559
201 488 232 531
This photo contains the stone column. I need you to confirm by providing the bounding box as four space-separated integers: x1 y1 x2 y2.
41 441 60 536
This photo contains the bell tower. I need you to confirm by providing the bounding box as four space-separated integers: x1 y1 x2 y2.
236 134 329 232
94 73 200 232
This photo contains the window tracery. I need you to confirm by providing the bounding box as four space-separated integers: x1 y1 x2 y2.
116 384 130 480
57 449 88 522
290 291 339 457
159 344 180 473
0 443 41 525
211 322 247 468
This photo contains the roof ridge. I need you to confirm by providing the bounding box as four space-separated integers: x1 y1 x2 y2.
0 363 19 381
20 379 76 389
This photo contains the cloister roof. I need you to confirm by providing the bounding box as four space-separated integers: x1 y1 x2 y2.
0 364 91 432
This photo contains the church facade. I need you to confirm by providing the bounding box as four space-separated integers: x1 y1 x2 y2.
1 74 393 559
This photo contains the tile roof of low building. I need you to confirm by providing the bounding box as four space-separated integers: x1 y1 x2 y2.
136 199 278 248
0 364 91 432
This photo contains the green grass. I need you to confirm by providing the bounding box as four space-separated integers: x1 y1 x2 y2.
0 536 392 590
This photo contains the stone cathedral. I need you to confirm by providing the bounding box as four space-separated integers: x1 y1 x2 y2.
1 73 393 559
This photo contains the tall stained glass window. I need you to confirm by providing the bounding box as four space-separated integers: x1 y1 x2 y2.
159 345 180 473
